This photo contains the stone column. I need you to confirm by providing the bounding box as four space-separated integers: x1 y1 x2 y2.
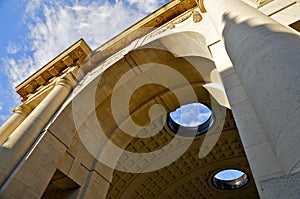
200 0 300 197
0 104 31 144
0 70 76 188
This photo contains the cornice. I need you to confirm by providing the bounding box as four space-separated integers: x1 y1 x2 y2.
83 0 197 71
14 0 197 101
15 39 92 101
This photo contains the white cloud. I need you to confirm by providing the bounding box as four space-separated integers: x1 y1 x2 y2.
6 42 21 54
2 56 36 87
0 0 168 128
2 0 167 87
25 0 42 14
170 103 212 127
126 0 165 13
215 169 244 180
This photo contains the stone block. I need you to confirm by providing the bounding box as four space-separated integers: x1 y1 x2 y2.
231 100 269 147
95 162 114 182
48 106 77 148
220 71 242 91
80 171 110 199
57 152 74 175
260 171 300 199
71 164 90 186
226 86 248 106
245 141 283 179
275 116 300 174
22 188 40 199
0 178 26 199
15 168 41 191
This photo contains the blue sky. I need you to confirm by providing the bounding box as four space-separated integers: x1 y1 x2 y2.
0 0 168 125
170 103 212 127
215 169 245 181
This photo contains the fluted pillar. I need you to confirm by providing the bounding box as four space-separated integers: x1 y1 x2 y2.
200 0 300 197
0 105 32 144
0 69 76 188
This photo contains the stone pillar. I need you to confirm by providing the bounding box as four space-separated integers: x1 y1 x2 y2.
0 104 31 144
0 70 76 188
201 0 300 197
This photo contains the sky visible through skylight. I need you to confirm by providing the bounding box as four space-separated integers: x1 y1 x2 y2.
0 0 168 125
215 169 245 181
170 103 212 127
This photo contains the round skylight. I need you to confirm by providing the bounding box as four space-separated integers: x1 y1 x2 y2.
168 102 213 136
212 169 249 190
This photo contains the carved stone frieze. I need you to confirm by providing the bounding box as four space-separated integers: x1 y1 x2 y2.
15 39 92 101
88 0 197 70
147 10 193 39
173 11 192 25
14 1 198 102
255 0 273 8
242 0 273 8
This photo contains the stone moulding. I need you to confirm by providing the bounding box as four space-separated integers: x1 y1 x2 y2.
15 39 91 102
242 0 274 8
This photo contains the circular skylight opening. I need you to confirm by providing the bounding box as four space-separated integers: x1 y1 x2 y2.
167 102 213 137
212 169 249 190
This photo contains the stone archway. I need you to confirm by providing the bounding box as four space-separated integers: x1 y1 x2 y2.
47 31 259 198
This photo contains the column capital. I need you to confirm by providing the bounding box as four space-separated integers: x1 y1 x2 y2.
13 104 32 115
195 0 207 13
55 70 77 91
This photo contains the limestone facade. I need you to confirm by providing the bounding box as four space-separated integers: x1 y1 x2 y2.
0 0 299 198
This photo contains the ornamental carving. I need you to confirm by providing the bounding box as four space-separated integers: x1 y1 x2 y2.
173 11 192 25
243 0 273 8
16 39 91 101
147 10 193 39
255 0 273 8
193 10 202 23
